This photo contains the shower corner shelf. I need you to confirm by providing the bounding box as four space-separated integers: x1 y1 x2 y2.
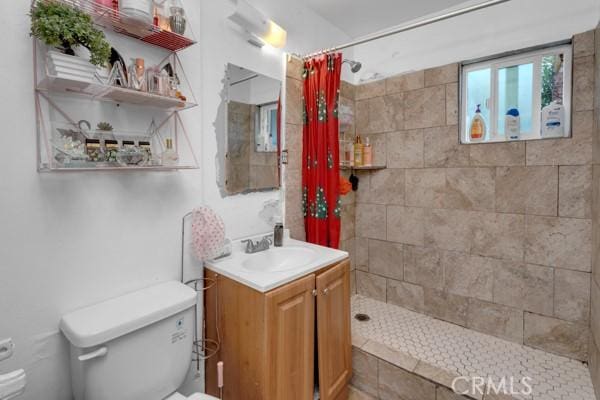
36 0 197 52
340 164 386 171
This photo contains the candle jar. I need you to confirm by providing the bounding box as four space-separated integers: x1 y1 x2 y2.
85 139 102 163
129 58 147 91
104 140 119 163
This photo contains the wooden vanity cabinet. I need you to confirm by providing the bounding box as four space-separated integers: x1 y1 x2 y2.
205 259 351 400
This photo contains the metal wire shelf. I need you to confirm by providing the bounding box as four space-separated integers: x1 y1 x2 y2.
36 0 197 52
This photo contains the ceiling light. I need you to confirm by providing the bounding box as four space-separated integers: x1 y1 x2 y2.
228 0 287 49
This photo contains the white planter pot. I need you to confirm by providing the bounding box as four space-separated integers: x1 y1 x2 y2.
47 51 97 84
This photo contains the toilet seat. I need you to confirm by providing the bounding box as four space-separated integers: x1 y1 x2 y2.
166 392 219 400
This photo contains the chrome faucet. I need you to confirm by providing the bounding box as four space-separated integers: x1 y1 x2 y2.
242 235 273 254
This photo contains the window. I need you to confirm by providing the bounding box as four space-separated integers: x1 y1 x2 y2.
460 43 572 144
255 102 278 152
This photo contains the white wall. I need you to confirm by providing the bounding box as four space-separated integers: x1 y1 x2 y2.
351 0 600 84
0 1 349 399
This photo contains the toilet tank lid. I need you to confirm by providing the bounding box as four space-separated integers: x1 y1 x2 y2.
60 281 197 348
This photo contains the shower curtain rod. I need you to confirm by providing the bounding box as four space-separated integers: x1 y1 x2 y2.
301 0 511 59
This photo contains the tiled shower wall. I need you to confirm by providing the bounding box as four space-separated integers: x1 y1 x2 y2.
589 22 600 400
351 30 596 362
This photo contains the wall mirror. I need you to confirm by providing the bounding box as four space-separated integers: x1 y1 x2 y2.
223 63 282 195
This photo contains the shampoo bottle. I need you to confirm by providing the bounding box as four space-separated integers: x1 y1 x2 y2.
505 108 520 140
470 104 486 141
363 137 372 166
354 135 364 167
541 101 565 138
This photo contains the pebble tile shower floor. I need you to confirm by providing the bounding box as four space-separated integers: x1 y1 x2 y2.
351 296 595 400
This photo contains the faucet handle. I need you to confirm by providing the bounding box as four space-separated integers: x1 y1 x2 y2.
263 235 273 245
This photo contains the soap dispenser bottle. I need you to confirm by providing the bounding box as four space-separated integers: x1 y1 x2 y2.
470 104 486 141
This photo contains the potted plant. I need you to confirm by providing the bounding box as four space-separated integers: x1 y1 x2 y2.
30 1 111 83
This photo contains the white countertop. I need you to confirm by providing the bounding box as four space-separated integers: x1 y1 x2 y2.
205 236 349 293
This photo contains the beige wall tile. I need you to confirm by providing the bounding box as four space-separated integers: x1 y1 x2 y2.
559 165 592 219
341 204 356 241
378 360 436 400
385 71 425 94
362 340 420 372
424 63 459 87
349 386 377 400
387 206 425 246
356 94 405 134
437 386 470 400
470 142 525 166
525 216 592 271
356 169 405 205
404 86 446 129
446 83 459 126
387 279 425 312
554 269 591 324
356 238 369 271
471 212 526 261
593 166 600 285
573 56 594 112
423 125 469 168
404 245 443 289
285 56 304 81
356 203 387 240
351 348 379 397
356 80 386 100
443 168 495 211
573 30 596 58
424 208 473 252
492 262 554 316
495 166 558 216
356 271 387 302
467 298 524 343
368 239 404 280
592 279 600 350
405 168 446 208
525 111 593 166
524 312 589 361
340 238 356 271
285 77 303 125
443 252 495 301
341 80 357 100
386 130 424 168
424 287 469 326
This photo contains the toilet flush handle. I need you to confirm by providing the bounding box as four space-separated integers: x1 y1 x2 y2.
78 347 108 362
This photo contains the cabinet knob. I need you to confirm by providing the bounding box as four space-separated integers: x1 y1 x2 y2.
312 289 317 297
323 288 329 295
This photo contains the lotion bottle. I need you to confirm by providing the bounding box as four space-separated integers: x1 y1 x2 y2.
363 137 372 166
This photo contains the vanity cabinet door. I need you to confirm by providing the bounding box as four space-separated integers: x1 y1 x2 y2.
265 274 316 400
316 260 352 400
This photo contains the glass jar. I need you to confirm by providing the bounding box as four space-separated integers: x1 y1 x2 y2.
169 6 186 35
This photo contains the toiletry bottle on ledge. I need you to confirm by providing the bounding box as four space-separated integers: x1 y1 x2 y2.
161 138 179 166
363 137 372 166
354 135 364 167
469 104 486 141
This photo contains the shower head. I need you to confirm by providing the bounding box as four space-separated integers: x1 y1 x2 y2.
343 59 362 73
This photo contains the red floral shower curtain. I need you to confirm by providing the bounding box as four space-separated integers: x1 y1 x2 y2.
302 53 342 249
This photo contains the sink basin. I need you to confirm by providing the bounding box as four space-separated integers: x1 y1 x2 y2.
242 246 320 272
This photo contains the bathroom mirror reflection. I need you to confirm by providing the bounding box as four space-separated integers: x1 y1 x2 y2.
223 63 282 195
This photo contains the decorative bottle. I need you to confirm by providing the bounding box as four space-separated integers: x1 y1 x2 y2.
161 138 179 166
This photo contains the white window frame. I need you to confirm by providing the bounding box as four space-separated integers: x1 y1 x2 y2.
460 43 572 144
255 102 278 152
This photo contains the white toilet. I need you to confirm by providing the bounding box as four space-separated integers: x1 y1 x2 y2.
59 281 219 400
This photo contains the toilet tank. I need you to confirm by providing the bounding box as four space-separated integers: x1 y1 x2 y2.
60 281 198 400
